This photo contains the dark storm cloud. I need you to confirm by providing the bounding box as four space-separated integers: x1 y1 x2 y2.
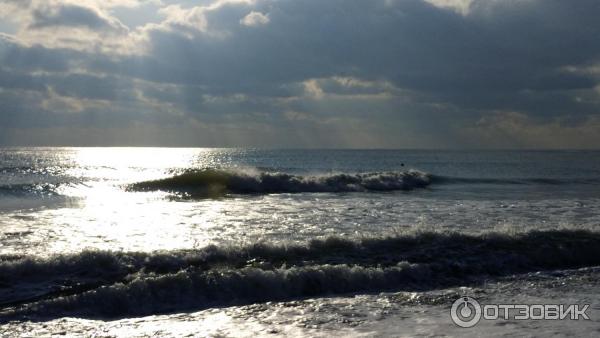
90 0 600 115
1 0 600 147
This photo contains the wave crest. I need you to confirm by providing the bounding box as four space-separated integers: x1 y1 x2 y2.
128 169 432 197
2 229 600 319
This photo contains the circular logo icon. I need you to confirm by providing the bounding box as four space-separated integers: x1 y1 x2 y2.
451 296 482 328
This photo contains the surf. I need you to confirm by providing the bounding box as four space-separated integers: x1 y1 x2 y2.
127 169 433 197
2 229 600 320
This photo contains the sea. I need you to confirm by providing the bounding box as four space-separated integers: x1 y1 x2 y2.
0 148 599 337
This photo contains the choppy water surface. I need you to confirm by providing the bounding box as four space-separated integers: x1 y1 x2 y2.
1 148 600 336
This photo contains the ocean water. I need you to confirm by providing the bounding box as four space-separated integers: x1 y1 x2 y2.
1 148 599 336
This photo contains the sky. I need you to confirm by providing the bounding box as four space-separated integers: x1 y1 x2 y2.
1 0 600 148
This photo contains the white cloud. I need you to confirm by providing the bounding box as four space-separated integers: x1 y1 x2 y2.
28 3 129 32
299 77 399 101
0 0 144 54
303 79 324 99
240 11 269 27
157 5 208 32
423 0 474 15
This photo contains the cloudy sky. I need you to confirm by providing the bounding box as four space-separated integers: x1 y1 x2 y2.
1 0 600 148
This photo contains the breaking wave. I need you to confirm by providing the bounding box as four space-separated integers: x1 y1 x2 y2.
128 169 433 197
2 229 600 320
126 168 600 198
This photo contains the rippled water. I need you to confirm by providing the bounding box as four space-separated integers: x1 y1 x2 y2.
1 148 600 336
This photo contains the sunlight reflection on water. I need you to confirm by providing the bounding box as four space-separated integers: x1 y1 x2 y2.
2 148 600 256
